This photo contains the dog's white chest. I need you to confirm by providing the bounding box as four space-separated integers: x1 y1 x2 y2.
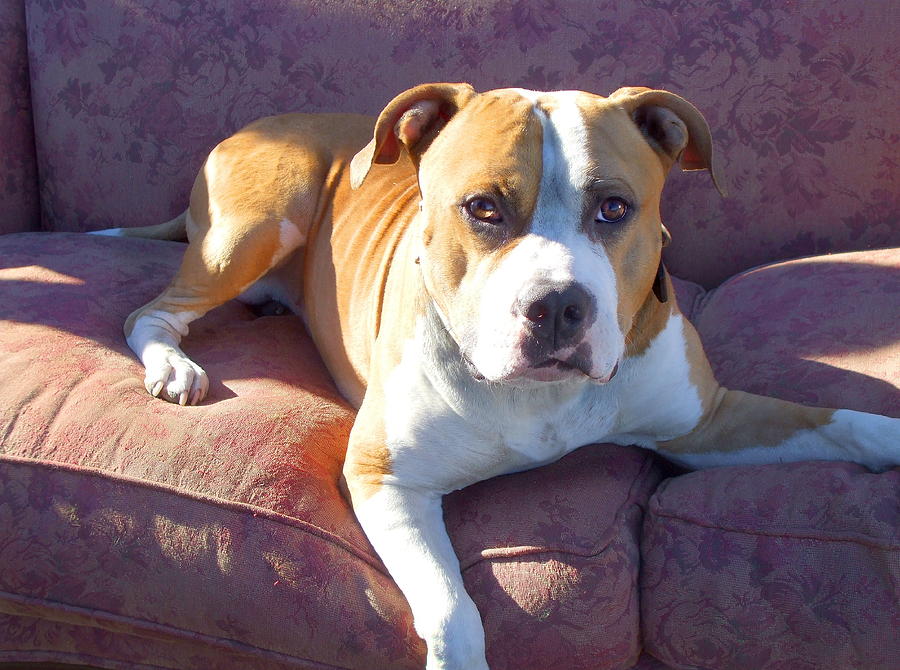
378 312 703 493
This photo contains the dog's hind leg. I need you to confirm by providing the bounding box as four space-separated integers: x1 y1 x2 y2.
125 212 305 405
124 124 330 404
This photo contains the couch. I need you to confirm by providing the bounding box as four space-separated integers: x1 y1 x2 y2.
1 1 897 669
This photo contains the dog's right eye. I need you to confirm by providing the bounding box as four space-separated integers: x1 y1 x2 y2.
595 196 630 223
465 197 504 224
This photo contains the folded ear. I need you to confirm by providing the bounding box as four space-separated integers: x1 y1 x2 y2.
350 82 476 189
610 86 726 196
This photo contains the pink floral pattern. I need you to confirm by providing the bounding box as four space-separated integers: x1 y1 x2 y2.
695 248 900 417
3 232 898 669
18 0 900 286
0 233 419 668
642 462 899 669
445 445 662 669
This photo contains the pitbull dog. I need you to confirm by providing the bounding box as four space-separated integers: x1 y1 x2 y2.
101 83 898 669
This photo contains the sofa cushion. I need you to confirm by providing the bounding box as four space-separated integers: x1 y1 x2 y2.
642 463 899 670
0 232 418 669
22 0 900 285
445 447 662 670
641 248 900 669
694 247 900 417
0 231 664 669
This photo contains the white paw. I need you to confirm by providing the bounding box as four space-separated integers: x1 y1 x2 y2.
421 599 490 670
425 653 490 670
830 409 900 472
143 347 209 406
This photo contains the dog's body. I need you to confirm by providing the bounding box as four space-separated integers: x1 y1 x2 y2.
101 84 898 669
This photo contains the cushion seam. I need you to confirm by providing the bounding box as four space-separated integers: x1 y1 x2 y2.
460 541 620 572
460 500 647 571
647 508 899 550
0 590 358 670
0 649 173 670
0 453 386 575
690 282 713 321
459 453 659 570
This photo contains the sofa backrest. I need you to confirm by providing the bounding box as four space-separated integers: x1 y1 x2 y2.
18 0 900 286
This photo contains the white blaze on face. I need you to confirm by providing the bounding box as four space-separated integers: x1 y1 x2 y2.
467 90 624 382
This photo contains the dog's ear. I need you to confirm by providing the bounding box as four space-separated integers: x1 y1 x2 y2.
350 82 476 189
610 87 726 196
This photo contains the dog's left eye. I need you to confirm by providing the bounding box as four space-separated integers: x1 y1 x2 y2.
595 197 630 223
465 197 504 224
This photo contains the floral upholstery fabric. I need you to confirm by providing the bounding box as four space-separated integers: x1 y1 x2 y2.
642 462 899 670
0 0 39 234
22 0 900 286
445 448 662 670
3 1 899 669
2 232 897 669
695 248 900 418
0 232 664 669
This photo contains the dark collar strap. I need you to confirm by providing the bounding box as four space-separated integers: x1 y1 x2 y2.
652 259 668 303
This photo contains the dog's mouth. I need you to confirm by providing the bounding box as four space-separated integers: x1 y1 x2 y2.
530 357 619 383
461 352 618 384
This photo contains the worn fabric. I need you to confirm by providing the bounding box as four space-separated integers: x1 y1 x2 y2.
641 248 900 669
695 248 900 418
0 231 665 669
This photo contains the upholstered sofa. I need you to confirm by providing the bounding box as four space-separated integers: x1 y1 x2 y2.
1 1 897 669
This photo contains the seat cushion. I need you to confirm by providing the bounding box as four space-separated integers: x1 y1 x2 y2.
641 248 900 669
445 447 662 670
693 247 900 417
0 231 664 670
0 232 417 669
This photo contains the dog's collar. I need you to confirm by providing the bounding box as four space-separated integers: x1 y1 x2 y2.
652 258 668 303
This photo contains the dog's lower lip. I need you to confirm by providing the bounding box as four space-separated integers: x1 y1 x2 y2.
461 353 485 380
537 358 619 382
536 358 574 370
591 361 619 383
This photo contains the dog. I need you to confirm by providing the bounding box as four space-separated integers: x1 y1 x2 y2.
98 83 898 669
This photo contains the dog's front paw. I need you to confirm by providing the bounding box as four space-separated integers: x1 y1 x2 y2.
420 599 490 670
425 644 490 670
425 652 489 670
143 346 209 406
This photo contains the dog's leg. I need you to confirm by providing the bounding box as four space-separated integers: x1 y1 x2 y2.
658 389 898 471
123 121 335 405
345 477 489 670
653 321 899 471
126 214 305 405
344 399 489 670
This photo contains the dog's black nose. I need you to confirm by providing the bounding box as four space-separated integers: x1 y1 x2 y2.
519 282 594 348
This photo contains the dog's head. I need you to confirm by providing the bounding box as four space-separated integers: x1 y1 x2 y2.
351 83 723 385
